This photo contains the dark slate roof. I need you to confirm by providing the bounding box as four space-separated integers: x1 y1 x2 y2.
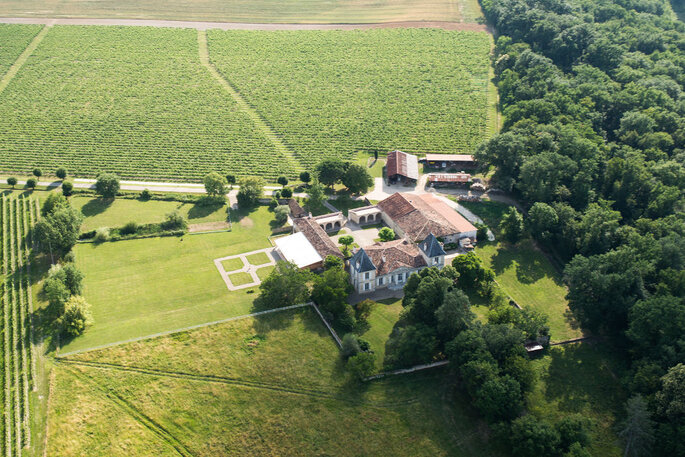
420 233 446 258
350 248 376 273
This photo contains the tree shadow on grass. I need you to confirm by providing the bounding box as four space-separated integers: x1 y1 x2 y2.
541 343 626 416
187 201 226 221
80 198 113 217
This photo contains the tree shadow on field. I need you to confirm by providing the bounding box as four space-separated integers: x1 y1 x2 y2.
489 245 515 275
80 198 113 218
187 201 226 221
541 344 626 416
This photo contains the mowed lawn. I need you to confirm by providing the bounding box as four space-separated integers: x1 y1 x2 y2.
71 196 228 231
52 308 502 456
65 205 275 353
0 0 477 23
461 200 582 342
362 298 403 369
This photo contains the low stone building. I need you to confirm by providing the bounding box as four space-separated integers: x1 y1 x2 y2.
348 233 446 293
376 193 477 244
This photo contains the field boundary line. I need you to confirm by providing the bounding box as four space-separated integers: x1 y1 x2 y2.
62 366 194 457
197 30 304 174
364 360 449 381
0 25 49 95
56 303 311 358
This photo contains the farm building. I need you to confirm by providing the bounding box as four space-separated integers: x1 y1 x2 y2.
376 193 477 244
428 173 472 187
288 198 308 219
349 233 446 294
386 150 419 185
420 154 476 170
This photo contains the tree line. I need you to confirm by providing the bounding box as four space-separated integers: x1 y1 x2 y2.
478 0 685 454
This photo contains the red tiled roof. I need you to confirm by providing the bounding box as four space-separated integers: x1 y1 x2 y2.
293 217 343 259
428 173 471 183
377 193 476 241
364 239 427 276
386 150 419 180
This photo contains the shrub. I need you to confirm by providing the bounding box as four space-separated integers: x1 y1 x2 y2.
225 174 236 185
277 176 289 187
347 352 376 380
95 173 120 198
60 295 93 337
94 227 110 243
274 205 290 226
32 168 42 178
476 223 489 241
140 188 151 200
121 221 138 235
161 211 188 231
237 176 265 208
323 255 343 269
62 181 74 196
299 171 311 184
26 178 37 189
7 177 17 187
378 227 395 242
281 188 293 198
56 167 67 180
341 333 361 359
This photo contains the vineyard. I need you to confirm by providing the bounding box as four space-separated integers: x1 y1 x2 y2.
0 26 493 182
207 29 494 169
0 194 39 457
0 26 296 182
0 25 42 75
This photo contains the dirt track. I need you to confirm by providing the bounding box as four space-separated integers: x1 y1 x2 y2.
0 17 487 31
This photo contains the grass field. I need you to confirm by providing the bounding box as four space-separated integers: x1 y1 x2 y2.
228 271 253 286
0 0 481 23
49 307 502 456
245 251 270 266
64 205 276 353
362 298 403 369
528 343 626 456
70 196 228 231
460 200 582 342
208 29 493 170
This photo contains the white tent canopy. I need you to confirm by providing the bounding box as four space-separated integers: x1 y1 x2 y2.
274 232 323 269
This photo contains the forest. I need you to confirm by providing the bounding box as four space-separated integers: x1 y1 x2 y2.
478 0 685 454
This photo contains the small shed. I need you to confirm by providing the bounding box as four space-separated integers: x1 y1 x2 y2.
428 173 472 187
386 150 419 185
421 154 476 170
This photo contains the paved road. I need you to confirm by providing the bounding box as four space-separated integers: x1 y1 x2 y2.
2 177 208 193
0 17 488 32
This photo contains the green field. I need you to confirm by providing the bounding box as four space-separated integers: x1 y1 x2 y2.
0 26 493 182
528 343 625 456
50 307 501 456
0 26 296 182
64 205 276 353
208 29 494 169
0 0 481 23
362 298 403 369
71 196 228 231
460 200 582 342
0 24 42 75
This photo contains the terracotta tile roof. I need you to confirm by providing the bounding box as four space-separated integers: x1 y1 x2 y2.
363 240 427 276
377 193 476 242
386 150 419 180
293 217 343 259
288 199 307 218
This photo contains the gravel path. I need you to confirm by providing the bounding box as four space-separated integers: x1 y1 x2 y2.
0 17 488 31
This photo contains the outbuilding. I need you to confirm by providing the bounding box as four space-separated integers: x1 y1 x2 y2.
386 150 419 185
